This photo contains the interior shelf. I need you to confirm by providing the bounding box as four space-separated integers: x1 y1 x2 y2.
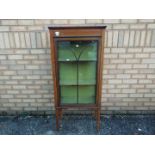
61 97 95 104
59 81 96 85
58 60 97 62
59 83 96 86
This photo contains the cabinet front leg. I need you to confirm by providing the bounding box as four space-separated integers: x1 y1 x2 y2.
59 109 63 120
56 109 60 131
93 110 98 120
96 109 101 131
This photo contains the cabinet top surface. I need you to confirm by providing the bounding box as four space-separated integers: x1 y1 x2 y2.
48 25 107 30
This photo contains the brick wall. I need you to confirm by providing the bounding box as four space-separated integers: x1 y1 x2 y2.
0 19 155 114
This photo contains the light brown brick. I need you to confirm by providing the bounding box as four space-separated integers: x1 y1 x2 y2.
134 31 140 46
27 26 44 31
130 24 146 29
122 89 136 93
116 74 130 79
24 32 31 48
118 31 124 47
126 59 140 63
129 31 135 47
135 54 149 58
26 75 40 79
144 94 155 97
123 31 129 47
139 79 152 84
0 26 9 31
121 19 137 23
139 19 154 23
8 55 23 60
147 74 155 78
143 48 155 53
104 19 120 23
11 26 26 31
3 71 16 75
119 54 133 58
151 30 155 46
113 24 128 29
18 20 34 25
3 33 10 48
41 32 47 48
123 79 137 84
128 48 142 53
30 32 36 48
0 33 5 48
24 55 38 60
140 31 146 46
111 59 125 64
107 31 112 47
133 64 147 68
9 33 15 48
19 33 26 48
145 31 152 46
142 59 155 64
130 94 143 97
69 19 85 24
112 31 118 47
14 32 20 48
53 19 68 24
86 19 102 24
34 19 52 25
147 24 155 29
137 89 151 93
25 65 39 69
132 74 146 79
0 55 7 60
117 64 132 69
105 53 118 58
108 79 122 84
1 20 17 25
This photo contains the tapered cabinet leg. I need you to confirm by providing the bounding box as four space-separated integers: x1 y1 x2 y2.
56 109 60 131
96 109 101 131
59 109 63 120
93 110 97 119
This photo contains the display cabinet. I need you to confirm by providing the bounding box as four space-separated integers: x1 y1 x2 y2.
48 25 106 130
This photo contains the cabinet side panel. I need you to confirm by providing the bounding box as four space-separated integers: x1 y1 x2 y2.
96 29 105 108
49 30 59 108
99 30 106 106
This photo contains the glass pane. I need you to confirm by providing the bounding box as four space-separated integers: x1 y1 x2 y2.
58 42 76 61
60 86 77 104
59 62 77 85
58 41 97 61
79 62 96 85
57 40 98 105
78 86 96 104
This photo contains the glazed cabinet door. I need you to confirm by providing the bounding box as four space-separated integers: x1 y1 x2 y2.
55 39 99 105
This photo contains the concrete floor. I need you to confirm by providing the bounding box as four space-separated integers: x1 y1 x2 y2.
0 114 154 135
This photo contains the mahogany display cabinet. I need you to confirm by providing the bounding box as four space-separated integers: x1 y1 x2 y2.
48 25 106 130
